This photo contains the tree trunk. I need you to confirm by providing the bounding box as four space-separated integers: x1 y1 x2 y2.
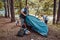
20 0 22 12
53 0 56 24
7 0 10 18
26 0 27 6
56 0 60 24
4 0 8 18
10 0 15 22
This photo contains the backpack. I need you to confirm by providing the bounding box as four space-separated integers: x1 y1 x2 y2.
17 28 24 37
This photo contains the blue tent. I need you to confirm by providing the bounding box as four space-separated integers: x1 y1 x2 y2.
25 15 48 36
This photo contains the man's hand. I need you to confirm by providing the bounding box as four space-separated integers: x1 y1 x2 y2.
22 13 26 16
21 11 26 16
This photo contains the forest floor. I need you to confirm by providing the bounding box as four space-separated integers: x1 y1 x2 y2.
0 17 60 40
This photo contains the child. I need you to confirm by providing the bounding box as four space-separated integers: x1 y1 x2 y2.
40 15 44 22
15 17 20 27
45 16 48 24
43 15 48 24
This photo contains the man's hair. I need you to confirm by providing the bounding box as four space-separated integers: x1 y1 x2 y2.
26 5 29 8
41 15 43 17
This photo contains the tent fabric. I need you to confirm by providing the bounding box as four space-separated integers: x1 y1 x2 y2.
25 15 48 36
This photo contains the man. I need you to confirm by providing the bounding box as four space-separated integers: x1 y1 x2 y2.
20 5 29 28
18 5 30 36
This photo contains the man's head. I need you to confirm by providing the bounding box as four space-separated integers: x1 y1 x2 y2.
25 5 29 9
41 15 43 17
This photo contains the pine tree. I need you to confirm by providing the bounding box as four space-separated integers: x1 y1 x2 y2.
56 0 60 24
10 0 15 22
53 0 56 24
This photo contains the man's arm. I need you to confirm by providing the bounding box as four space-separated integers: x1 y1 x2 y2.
21 8 26 16
21 11 26 16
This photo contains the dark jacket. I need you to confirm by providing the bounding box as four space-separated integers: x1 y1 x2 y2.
20 8 29 18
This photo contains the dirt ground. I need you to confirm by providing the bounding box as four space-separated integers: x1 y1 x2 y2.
0 17 60 40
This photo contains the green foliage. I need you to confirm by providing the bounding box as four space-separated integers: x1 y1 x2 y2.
27 0 54 15
13 0 55 15
0 1 3 9
14 0 20 8
0 0 55 16
14 0 26 8
40 0 54 15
